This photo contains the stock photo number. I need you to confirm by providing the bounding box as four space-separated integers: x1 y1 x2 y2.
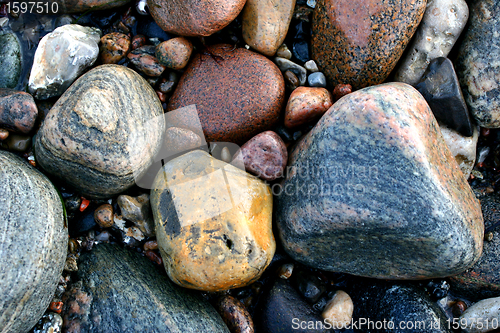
5 1 59 14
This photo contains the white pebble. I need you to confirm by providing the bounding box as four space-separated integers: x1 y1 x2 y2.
322 290 354 329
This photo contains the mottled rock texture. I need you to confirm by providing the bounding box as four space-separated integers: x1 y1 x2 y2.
35 65 165 199
156 37 193 70
168 44 285 144
148 0 246 37
99 32 131 64
275 82 483 279
312 0 426 90
0 32 21 89
285 86 333 129
151 150 275 291
456 0 500 128
0 151 67 333
62 243 230 333
0 88 38 134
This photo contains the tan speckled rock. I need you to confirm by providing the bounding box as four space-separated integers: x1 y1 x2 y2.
285 86 333 129
148 0 246 37
151 150 275 291
242 0 296 56
99 32 131 64
276 82 483 279
321 290 354 329
312 0 426 89
156 37 193 70
35 65 165 199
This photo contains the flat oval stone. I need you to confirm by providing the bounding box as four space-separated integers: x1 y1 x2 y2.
0 88 38 133
35 64 165 199
0 150 67 333
312 0 426 90
242 0 296 56
62 243 230 332
151 150 275 291
148 0 246 37
0 32 21 89
168 44 285 144
456 0 500 128
275 82 483 279
460 296 500 333
155 37 194 70
285 86 333 129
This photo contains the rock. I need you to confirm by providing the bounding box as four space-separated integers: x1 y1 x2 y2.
277 44 292 59
113 214 146 243
285 86 333 129
332 83 352 100
275 82 483 279
155 37 193 70
131 34 147 50
449 194 500 301
32 312 64 333
304 60 319 73
415 57 473 137
460 297 500 333
117 193 155 237
99 32 131 64
0 128 9 140
439 123 478 179
238 131 288 181
456 1 500 128
0 89 38 133
29 24 102 100
0 150 67 333
167 44 285 144
1 133 32 152
312 0 426 89
55 0 131 13
61 243 230 332
255 278 328 333
127 45 166 77
274 57 307 86
94 204 114 228
216 296 255 333
290 21 311 64
278 263 294 279
321 290 354 329
70 206 97 236
242 0 296 56
0 32 21 89
151 150 275 291
164 127 203 155
35 64 165 199
148 0 246 37
394 0 469 85
307 72 327 87
291 268 326 303
284 70 300 91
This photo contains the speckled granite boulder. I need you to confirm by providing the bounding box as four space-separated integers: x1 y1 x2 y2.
55 0 131 14
62 243 230 333
0 150 67 333
456 0 500 128
151 150 275 291
148 0 245 37
168 44 285 144
35 64 165 199
312 0 426 90
242 0 296 56
275 82 483 279
0 32 21 89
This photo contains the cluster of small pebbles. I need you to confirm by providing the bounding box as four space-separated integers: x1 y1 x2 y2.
2 0 500 332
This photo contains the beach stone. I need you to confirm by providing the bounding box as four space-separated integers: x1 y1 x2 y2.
29 24 101 100
439 123 478 179
321 290 354 329
99 32 131 64
0 88 38 133
274 57 307 86
275 82 484 279
460 297 500 333
117 193 155 237
55 0 131 13
155 37 193 70
394 0 469 85
216 296 255 333
304 60 319 73
127 45 166 77
0 32 21 89
0 150 67 333
242 0 296 56
285 86 333 129
332 83 352 100
168 44 285 144
164 127 203 155
148 0 246 37
456 0 500 128
94 204 114 228
1 133 32 152
35 64 165 199
62 243 230 333
276 44 292 60
312 0 426 90
284 70 300 91
151 150 275 291
239 131 288 181
415 57 473 137
307 72 327 87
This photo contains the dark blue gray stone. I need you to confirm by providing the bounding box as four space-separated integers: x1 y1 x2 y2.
0 32 22 89
307 72 327 87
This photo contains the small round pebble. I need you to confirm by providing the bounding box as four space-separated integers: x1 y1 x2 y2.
0 128 9 140
94 204 114 228
155 37 194 70
307 72 327 87
220 146 232 162
321 290 354 329
99 32 131 64
144 240 158 251
278 263 294 279
131 34 147 50
216 295 255 333
284 70 299 90
1 133 31 152
276 44 292 59
285 86 333 129
332 83 352 100
304 59 319 72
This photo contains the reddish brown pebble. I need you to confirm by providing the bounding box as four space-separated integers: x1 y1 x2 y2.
332 83 352 100
155 37 193 70
99 32 131 64
284 70 299 91
239 131 288 181
49 301 63 314
68 238 80 254
0 129 9 140
285 86 333 129
79 198 90 212
143 240 158 251
452 300 467 316
127 47 166 77
156 90 166 103
145 250 163 265
94 203 114 228
131 35 147 50
0 88 38 134
168 44 285 144
216 295 255 333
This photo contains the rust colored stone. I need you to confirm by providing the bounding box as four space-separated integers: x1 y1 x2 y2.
94 204 114 228
0 88 38 134
145 250 163 265
99 32 131 64
156 37 194 70
49 301 63 314
131 35 147 50
0 129 8 140
285 86 333 129
168 44 285 144
216 295 255 333
332 83 352 100
144 240 158 251
127 47 166 77
312 0 426 90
